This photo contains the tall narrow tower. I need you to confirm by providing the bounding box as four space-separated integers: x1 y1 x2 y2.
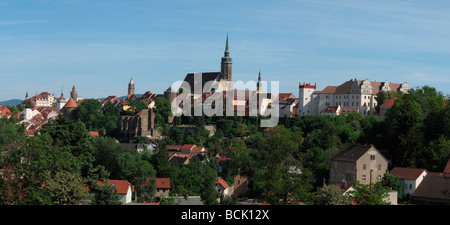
256 69 262 94
221 32 232 81
71 85 78 101
128 77 135 95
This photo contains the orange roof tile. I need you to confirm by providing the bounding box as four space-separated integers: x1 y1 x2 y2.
63 97 78 108
215 177 229 189
390 167 427 180
97 180 132 195
380 98 396 107
89 131 99 137
155 178 170 189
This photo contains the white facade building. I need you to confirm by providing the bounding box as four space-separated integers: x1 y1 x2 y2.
298 79 410 117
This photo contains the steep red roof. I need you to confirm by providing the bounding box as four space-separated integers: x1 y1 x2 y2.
390 167 427 180
97 180 132 195
89 131 99 137
215 177 229 189
63 97 78 108
380 98 396 107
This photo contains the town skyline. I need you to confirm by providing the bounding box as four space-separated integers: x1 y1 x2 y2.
2 0 450 101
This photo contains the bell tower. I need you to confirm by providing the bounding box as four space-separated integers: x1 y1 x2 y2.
128 77 135 95
221 32 232 81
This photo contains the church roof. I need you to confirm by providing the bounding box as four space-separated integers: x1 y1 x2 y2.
181 72 221 94
63 97 78 108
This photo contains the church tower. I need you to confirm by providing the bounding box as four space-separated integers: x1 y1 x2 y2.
128 77 135 95
257 69 262 94
221 32 232 81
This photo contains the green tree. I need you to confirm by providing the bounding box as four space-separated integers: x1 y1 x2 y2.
87 179 121 205
347 180 389 205
380 173 403 199
375 90 403 114
124 98 148 115
39 116 95 178
315 181 351 205
42 170 89 205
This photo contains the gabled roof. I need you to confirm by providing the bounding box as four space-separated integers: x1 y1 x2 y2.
97 180 132 195
215 177 229 189
331 144 383 162
412 172 450 203
89 131 99 137
390 167 427 180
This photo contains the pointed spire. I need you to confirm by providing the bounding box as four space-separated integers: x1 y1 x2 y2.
224 31 230 57
25 91 29 100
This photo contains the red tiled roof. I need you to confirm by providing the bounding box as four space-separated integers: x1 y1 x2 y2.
390 167 427 180
181 144 195 150
166 145 182 151
191 146 206 153
155 178 170 189
89 131 99 137
215 177 229 189
63 97 78 108
97 180 132 195
380 98 396 107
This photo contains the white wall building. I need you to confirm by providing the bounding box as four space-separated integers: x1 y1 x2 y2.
298 79 409 117
390 167 428 199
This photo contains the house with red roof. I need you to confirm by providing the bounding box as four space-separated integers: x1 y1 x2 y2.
0 105 12 119
155 178 170 198
97 179 134 204
379 98 396 119
390 167 427 199
215 177 233 202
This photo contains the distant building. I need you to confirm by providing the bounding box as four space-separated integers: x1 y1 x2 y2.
390 167 428 199
412 159 450 204
330 144 389 185
298 79 409 116
379 98 396 119
23 92 56 107
117 109 156 139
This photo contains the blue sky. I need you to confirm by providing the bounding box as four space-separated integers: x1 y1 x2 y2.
1 0 450 101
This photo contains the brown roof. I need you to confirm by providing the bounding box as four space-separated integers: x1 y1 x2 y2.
340 108 358 113
332 144 379 162
412 172 450 203
443 158 450 179
321 106 339 113
63 97 78 108
390 167 427 180
314 79 404 95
